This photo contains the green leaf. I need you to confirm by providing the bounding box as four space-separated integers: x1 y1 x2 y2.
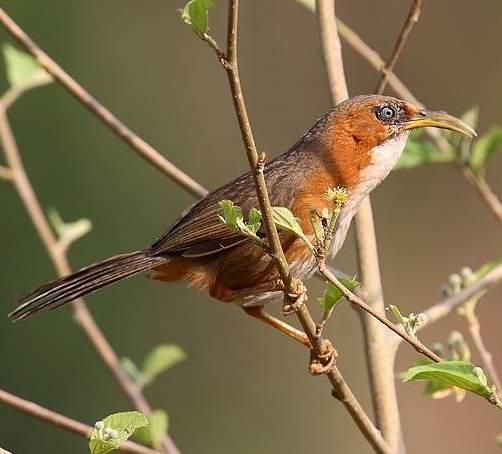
2 43 53 89
396 135 457 169
460 106 479 132
218 200 243 232
133 410 169 450
120 357 143 384
387 304 406 325
89 439 116 454
401 360 492 400
474 257 502 280
271 207 302 235
468 126 502 175
317 276 359 311
47 207 92 245
270 206 313 249
179 0 214 35
141 344 186 387
290 0 316 11
89 411 148 454
247 207 262 234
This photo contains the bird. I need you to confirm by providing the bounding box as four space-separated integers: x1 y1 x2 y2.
9 95 475 343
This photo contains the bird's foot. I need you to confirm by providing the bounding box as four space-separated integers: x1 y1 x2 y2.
282 279 307 316
309 339 337 375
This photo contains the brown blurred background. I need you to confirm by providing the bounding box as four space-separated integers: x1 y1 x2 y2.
1 1 501 453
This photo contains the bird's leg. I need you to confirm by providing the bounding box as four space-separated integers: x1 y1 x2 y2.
243 305 311 347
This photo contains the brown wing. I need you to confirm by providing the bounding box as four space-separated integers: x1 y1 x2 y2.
150 154 303 257
150 110 331 258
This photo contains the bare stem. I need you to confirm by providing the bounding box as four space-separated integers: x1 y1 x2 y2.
197 3 391 453
0 7 206 199
336 4 502 229
314 2 398 453
374 0 423 94
319 264 441 363
0 388 162 454
0 101 179 454
458 165 502 225
336 19 421 106
397 262 502 338
463 303 502 393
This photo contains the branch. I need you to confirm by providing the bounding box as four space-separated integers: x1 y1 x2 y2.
219 0 295 294
336 19 421 106
374 0 423 94
463 301 502 393
315 0 348 103
0 98 179 454
313 2 396 453
0 6 207 200
458 165 502 225
190 3 391 453
410 263 502 334
335 6 502 228
320 264 441 362
0 388 162 454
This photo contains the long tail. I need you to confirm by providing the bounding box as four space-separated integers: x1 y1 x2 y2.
9 250 166 321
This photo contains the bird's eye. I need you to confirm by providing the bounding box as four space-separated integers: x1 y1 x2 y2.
376 104 398 123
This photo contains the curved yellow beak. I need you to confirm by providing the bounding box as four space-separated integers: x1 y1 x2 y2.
405 110 477 138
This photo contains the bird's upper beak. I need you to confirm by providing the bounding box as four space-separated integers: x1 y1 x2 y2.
404 110 477 138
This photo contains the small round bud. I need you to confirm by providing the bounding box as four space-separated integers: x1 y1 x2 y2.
460 266 476 286
94 421 104 430
473 366 488 386
416 313 427 326
448 331 470 361
431 343 446 359
460 266 473 278
448 273 462 293
439 284 452 297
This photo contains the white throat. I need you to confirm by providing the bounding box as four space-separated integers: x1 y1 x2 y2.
328 132 410 258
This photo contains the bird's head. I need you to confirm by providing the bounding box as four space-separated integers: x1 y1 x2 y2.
321 94 475 194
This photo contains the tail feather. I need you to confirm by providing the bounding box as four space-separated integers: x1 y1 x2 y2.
9 250 166 320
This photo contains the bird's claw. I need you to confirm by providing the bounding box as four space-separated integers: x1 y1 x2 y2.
309 340 337 375
282 279 307 316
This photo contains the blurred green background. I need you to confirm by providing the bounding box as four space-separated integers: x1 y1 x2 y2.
1 1 502 453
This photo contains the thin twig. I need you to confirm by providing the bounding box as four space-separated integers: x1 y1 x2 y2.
374 0 423 94
219 0 294 293
360 2 422 450
0 6 207 199
220 1 330 356
463 302 502 393
201 3 390 453
0 100 179 454
0 388 162 454
325 367 390 454
336 4 502 228
458 165 502 225
319 264 441 363
336 19 421 106
409 262 502 335
396 262 502 391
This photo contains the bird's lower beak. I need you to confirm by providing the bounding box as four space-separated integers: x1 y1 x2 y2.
405 110 477 137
